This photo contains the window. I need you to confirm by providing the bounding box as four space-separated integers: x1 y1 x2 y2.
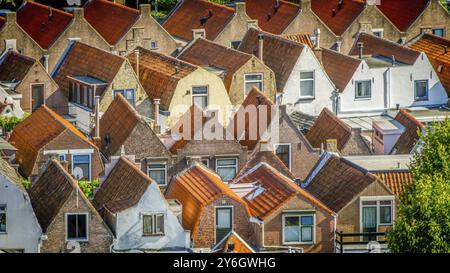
114 89 135 106
244 73 263 96
0 205 6 233
59 154 66 161
69 82 95 108
300 71 314 98
216 207 232 243
274 144 291 170
414 80 428 101
230 40 241 49
216 158 238 181
372 29 384 38
361 199 394 241
379 200 393 225
192 86 208 109
432 28 445 37
355 80 372 99
147 163 167 186
66 214 88 241
143 214 165 236
283 214 314 244
150 41 158 49
72 154 91 181
201 159 209 167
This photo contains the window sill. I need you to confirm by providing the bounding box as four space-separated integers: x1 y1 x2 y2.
414 98 429 102
282 241 315 245
354 97 372 101
143 234 165 237
296 97 315 102
0 232 7 235
66 238 89 242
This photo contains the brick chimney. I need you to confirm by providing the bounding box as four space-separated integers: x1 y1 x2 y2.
192 29 206 40
235 1 246 16
6 12 16 25
73 7 84 20
301 0 311 11
139 4 151 15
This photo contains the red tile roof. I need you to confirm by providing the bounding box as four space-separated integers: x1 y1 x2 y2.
9 105 95 178
127 47 197 111
408 33 450 96
245 0 300 35
349 32 421 65
374 170 412 197
17 1 73 49
163 0 235 41
283 33 314 48
320 48 361 92
0 16 5 29
84 0 140 45
0 51 36 82
238 28 305 92
166 164 249 236
391 109 425 154
311 0 365 36
178 38 252 92
377 0 429 32
234 163 333 219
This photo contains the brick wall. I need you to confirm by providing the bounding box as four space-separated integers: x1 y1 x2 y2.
192 196 254 249
40 189 113 253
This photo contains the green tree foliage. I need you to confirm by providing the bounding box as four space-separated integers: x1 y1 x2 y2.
0 114 29 133
387 119 450 253
77 179 100 199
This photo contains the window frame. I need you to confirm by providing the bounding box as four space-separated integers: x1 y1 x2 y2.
214 205 233 244
191 85 209 109
244 73 264 96
71 153 92 181
30 83 46 112
142 213 165 237
432 28 445 37
113 89 136 106
147 163 168 186
0 204 6 234
359 197 395 238
299 70 315 99
282 213 316 245
150 40 158 49
414 80 429 101
273 143 292 171
65 213 89 242
372 28 384 38
230 40 241 49
355 80 372 100
215 157 238 182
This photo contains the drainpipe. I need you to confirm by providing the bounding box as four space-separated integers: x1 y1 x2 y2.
333 214 338 253
43 54 50 73
134 49 140 77
258 34 264 63
94 95 100 139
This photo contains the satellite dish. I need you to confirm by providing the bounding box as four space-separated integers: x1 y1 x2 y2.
66 241 81 253
73 167 84 180
367 241 381 253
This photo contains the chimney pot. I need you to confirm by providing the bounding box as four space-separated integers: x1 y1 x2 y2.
357 42 364 59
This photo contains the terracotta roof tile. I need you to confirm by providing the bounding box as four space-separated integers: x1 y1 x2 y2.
320 48 361 92
234 163 333 219
53 41 125 99
17 1 73 49
283 33 314 48
391 109 425 154
127 47 197 110
306 108 351 151
304 154 377 212
229 87 276 150
84 0 140 45
238 28 304 92
178 38 252 92
0 51 36 82
349 32 421 65
245 0 300 35
98 94 140 156
311 0 365 36
374 170 412 197
163 0 235 41
377 0 429 32
213 231 255 253
166 164 248 236
0 16 5 29
409 33 450 96
9 105 95 177
93 156 152 213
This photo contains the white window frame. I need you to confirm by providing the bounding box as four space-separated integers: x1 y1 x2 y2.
191 85 209 109
372 28 384 38
215 157 238 182
244 73 264 96
65 213 89 242
414 80 429 101
273 143 292 171
359 196 395 236
0 204 6 234
147 162 168 186
299 71 315 99
355 80 372 100
71 153 92 181
142 213 165 236
282 213 316 245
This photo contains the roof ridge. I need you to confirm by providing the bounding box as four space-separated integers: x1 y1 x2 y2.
194 0 235 12
251 27 305 49
74 41 126 61
396 109 425 128
25 0 74 17
92 0 140 13
358 32 421 55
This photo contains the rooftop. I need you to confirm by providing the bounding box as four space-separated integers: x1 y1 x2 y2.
344 154 412 171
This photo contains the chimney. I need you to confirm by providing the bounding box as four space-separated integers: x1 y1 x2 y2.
301 0 311 11
258 33 264 63
235 1 246 16
314 28 321 49
192 29 206 40
139 4 151 15
153 98 161 134
335 40 342 53
73 7 84 19
134 49 140 78
6 12 16 24
357 42 364 59
325 139 339 153
259 139 272 152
